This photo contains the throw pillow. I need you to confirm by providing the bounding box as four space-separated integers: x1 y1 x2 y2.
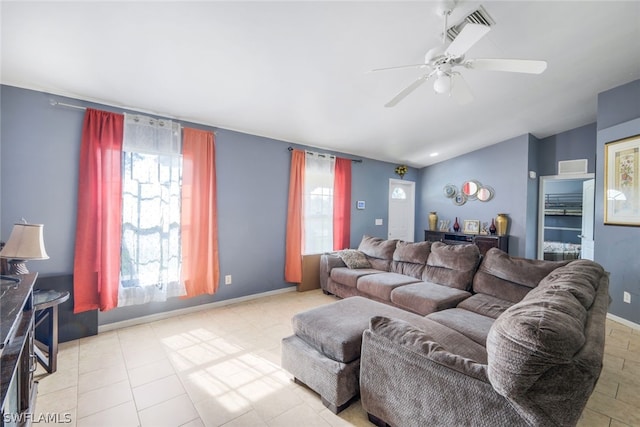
338 249 372 269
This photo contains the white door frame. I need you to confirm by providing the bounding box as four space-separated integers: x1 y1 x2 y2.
580 179 595 260
388 179 415 242
537 173 594 260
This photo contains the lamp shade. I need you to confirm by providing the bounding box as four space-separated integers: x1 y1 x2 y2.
0 223 49 260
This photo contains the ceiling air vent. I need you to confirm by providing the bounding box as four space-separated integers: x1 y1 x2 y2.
558 159 588 175
446 6 495 41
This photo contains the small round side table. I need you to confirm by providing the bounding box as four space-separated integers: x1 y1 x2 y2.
33 289 70 373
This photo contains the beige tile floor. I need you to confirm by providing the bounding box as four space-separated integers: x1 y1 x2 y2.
33 289 639 427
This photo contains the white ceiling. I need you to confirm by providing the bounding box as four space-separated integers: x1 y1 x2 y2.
2 1 639 167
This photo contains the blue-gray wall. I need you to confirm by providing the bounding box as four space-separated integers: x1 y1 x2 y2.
526 134 540 258
595 79 640 324
538 123 597 176
417 119 597 260
416 79 639 326
0 84 417 325
417 134 531 257
4 79 639 327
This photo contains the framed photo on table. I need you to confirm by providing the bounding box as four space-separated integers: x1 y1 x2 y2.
462 220 480 234
604 135 640 226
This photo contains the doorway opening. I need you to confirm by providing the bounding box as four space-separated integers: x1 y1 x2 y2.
537 174 594 260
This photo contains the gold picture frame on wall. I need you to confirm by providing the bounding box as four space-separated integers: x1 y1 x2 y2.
604 134 640 226
462 220 480 234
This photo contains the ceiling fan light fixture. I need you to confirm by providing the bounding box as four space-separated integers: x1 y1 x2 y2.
433 74 451 94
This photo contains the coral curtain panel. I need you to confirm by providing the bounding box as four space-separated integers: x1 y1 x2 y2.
73 108 124 313
181 128 220 296
285 149 305 283
333 157 352 250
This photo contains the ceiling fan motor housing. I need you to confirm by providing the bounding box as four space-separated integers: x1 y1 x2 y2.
435 0 457 17
425 46 445 63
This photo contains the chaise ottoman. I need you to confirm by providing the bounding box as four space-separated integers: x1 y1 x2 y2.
281 296 427 413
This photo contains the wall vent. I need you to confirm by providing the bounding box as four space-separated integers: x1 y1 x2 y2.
558 159 588 175
446 6 495 41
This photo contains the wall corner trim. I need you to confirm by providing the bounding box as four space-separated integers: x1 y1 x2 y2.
607 312 640 331
98 286 297 333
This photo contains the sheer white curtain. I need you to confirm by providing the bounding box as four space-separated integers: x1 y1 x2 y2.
303 151 335 254
119 113 186 307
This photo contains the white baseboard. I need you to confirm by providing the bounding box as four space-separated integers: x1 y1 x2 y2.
607 313 640 330
98 287 297 333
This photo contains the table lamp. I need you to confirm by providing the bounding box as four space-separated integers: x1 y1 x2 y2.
0 223 49 275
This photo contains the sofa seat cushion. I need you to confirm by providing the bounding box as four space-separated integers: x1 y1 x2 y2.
422 242 481 291
457 294 514 319
368 315 488 364
473 248 570 303
357 272 421 302
427 308 495 347
330 267 382 288
291 296 426 363
390 282 471 316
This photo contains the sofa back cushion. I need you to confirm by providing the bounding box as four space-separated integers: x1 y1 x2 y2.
473 248 570 303
358 235 397 271
486 260 608 426
390 240 432 279
422 242 480 290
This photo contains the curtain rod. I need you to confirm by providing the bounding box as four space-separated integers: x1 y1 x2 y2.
287 146 362 163
50 99 86 110
49 98 218 134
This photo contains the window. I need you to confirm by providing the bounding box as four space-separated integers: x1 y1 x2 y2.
285 149 351 283
392 186 407 199
119 114 186 306
303 152 335 254
73 109 219 313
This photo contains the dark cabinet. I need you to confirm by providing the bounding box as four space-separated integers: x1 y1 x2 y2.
1 273 38 427
424 230 508 255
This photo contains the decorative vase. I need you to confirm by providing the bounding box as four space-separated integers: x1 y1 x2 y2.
428 212 438 231
496 213 508 236
453 217 460 232
489 218 496 235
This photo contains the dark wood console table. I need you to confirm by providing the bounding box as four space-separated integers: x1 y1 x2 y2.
424 230 508 255
1 273 38 427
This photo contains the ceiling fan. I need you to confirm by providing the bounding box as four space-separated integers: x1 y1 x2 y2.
373 1 547 107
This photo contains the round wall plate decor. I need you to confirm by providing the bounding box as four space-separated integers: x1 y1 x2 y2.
443 184 457 198
453 192 467 206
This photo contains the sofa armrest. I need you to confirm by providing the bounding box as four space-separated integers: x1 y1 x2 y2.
360 321 523 427
319 252 346 291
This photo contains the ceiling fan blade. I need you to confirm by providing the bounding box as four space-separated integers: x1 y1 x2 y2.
450 73 474 105
445 23 490 57
385 74 432 107
369 64 429 73
465 58 548 74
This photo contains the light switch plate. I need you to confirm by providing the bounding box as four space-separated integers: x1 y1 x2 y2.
375 219 383 225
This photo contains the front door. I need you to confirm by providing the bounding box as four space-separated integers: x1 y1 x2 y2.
388 179 415 242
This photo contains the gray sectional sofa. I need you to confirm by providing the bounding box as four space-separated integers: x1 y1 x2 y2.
307 235 610 426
